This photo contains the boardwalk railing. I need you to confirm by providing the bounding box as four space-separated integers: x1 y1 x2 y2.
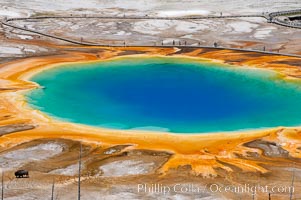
5 14 264 22
273 18 301 29
269 9 301 18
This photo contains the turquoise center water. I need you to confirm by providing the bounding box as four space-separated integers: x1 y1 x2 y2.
26 57 301 133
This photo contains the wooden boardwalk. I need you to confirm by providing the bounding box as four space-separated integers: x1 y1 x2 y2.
268 9 301 29
6 14 265 22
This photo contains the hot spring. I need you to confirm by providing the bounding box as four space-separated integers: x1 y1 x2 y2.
26 57 301 133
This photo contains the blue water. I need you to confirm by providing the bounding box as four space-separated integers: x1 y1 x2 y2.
26 57 301 133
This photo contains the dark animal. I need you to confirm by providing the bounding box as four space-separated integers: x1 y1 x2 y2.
15 170 29 178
